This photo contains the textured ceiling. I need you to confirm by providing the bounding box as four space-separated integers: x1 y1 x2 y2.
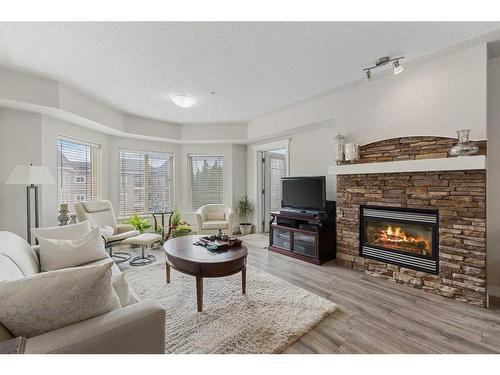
0 22 499 124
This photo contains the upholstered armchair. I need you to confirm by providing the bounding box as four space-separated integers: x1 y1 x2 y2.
74 200 139 262
195 204 234 235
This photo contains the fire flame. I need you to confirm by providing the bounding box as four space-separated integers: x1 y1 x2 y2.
376 225 430 254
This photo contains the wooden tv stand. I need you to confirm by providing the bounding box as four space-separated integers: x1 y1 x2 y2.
268 210 336 265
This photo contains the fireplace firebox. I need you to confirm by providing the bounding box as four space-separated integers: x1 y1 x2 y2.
360 206 439 274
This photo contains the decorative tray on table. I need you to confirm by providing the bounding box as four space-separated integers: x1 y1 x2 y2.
194 236 242 251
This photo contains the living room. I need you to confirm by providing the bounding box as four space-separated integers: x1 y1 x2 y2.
2 1 500 373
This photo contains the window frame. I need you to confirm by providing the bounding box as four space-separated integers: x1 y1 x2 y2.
118 148 175 217
56 136 102 211
188 154 225 212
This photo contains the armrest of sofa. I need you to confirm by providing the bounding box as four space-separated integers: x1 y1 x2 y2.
224 207 234 235
195 207 205 232
25 300 165 354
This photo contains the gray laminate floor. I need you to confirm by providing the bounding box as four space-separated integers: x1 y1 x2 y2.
246 241 500 354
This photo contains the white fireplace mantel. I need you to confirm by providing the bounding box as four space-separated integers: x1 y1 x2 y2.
328 155 486 175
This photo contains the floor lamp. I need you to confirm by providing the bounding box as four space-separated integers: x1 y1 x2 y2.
5 164 55 245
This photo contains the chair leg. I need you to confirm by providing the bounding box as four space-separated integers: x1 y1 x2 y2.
108 245 131 264
130 245 156 266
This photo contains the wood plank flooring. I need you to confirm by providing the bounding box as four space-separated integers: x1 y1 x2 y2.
245 241 500 353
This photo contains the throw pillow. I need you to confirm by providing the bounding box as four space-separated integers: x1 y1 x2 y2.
0 262 120 338
32 220 92 241
112 273 138 307
38 227 108 272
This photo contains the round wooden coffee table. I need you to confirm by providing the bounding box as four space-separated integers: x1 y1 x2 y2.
163 235 248 312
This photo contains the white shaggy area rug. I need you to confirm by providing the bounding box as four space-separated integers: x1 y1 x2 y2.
125 263 336 354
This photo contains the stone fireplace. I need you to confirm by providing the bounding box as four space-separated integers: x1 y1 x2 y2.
360 206 439 274
334 136 487 307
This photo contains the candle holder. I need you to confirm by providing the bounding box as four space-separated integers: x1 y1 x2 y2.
345 143 360 163
334 132 346 164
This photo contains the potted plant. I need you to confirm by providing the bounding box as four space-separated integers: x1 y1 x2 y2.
169 209 192 238
128 213 151 233
236 196 255 236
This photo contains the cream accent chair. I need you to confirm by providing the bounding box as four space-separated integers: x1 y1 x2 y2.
195 204 234 235
0 231 165 353
74 200 139 263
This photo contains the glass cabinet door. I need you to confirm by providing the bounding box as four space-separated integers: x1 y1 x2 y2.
272 227 291 251
293 232 317 258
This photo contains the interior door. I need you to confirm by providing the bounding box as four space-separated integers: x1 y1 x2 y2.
261 148 287 232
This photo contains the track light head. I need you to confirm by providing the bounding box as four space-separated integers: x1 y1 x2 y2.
393 59 404 75
365 70 372 82
363 56 405 81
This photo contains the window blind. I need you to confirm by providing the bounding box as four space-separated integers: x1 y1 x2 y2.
118 150 173 216
190 155 224 211
57 138 101 211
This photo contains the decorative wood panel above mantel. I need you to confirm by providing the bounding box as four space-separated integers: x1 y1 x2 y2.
329 155 486 175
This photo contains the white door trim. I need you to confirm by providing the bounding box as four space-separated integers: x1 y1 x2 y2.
251 138 290 233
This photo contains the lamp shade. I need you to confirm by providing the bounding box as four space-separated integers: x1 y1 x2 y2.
5 165 55 185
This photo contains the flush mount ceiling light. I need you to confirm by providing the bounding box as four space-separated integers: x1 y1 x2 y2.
171 94 197 108
363 56 405 82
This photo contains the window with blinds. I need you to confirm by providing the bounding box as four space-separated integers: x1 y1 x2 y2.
190 155 224 211
118 150 173 216
57 138 101 211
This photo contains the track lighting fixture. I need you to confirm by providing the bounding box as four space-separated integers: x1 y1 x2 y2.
392 59 404 75
365 69 372 82
363 56 405 81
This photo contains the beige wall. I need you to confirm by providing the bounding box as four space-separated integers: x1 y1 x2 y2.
487 55 500 298
0 109 42 240
288 126 337 200
248 44 488 143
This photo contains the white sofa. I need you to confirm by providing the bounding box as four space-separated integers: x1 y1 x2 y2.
0 231 165 354
195 204 234 235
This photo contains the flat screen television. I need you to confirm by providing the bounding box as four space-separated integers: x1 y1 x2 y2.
281 176 326 212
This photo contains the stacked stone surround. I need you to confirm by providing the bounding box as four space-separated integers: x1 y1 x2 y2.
357 136 486 163
336 137 487 307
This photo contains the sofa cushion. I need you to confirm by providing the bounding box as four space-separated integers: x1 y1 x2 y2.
202 220 229 230
121 233 162 246
38 228 109 272
0 232 39 280
206 211 225 221
0 262 120 338
31 221 91 241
